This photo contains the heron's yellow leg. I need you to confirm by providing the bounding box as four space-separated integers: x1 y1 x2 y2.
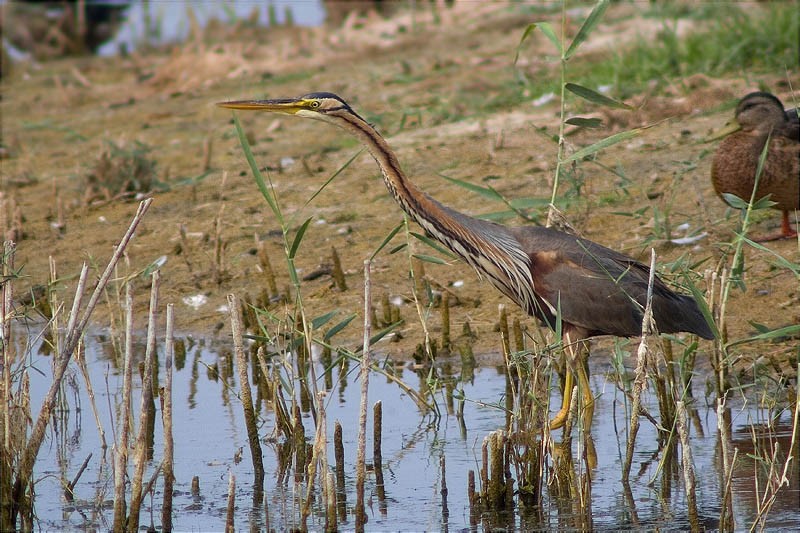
550 331 593 431
549 367 573 430
576 357 594 429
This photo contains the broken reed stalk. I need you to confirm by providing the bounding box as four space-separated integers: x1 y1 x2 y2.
407 246 434 362
12 200 22 241
141 461 164 506
325 471 337 533
622 249 657 483
498 305 510 359
334 421 346 521
440 455 449 525
203 131 213 172
1 245 14 413
0 199 7 240
355 259 372 532
48 257 63 368
75 341 106 449
256 236 279 298
373 400 385 509
12 199 151 527
225 472 235 533
480 438 489 499
487 431 506 510
331 247 347 291
191 476 200 500
228 294 265 490
264 479 271 533
212 171 228 286
714 267 730 398
178 224 195 274
302 391 330 530
512 318 524 353
751 390 800 530
127 269 160 532
675 401 699 530
441 292 450 352
0 242 13 531
112 282 135 531
63 452 92 501
467 470 477 528
716 397 735 532
161 303 175 533
292 405 306 483
381 294 392 326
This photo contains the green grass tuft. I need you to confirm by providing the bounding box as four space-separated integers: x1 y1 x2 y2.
527 3 798 101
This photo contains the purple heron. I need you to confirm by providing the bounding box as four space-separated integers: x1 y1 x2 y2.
218 92 715 430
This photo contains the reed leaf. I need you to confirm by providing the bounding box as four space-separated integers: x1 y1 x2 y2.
324 314 357 342
232 115 282 222
564 0 610 60
438 173 505 201
682 274 721 340
514 22 561 63
565 117 603 128
371 221 405 260
289 217 313 260
311 310 339 331
565 82 631 109
412 254 448 265
741 237 800 275
561 126 645 164
726 324 800 348
410 232 457 259
305 149 364 207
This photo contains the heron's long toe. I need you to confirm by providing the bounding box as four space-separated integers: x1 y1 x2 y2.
549 365 594 431
549 369 574 430
576 363 595 430
549 407 570 430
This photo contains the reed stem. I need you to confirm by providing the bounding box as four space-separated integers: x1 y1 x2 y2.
355 259 372 532
162 304 175 532
14 199 151 529
225 472 235 533
623 249 657 483
112 282 135 531
127 269 160 531
228 294 265 489
374 400 386 511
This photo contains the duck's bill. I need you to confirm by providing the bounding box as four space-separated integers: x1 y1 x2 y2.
704 120 741 142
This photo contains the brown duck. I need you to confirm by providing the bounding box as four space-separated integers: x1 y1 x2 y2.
711 91 799 240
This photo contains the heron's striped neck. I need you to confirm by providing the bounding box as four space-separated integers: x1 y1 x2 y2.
336 112 537 315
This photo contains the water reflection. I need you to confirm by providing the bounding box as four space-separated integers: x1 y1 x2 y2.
15 330 799 531
98 0 325 56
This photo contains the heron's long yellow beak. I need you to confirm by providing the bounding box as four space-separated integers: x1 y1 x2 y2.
705 119 742 142
216 98 308 114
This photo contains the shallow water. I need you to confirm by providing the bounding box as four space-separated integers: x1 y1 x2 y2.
98 0 325 56
18 330 800 531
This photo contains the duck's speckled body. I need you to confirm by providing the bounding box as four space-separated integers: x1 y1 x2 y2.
711 91 799 240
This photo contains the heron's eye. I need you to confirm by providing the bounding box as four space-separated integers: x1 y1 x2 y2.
310 101 321 109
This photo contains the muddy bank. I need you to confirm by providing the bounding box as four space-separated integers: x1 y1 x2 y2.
2 2 797 371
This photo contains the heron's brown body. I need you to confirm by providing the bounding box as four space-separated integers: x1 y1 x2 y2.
218 92 714 430
711 92 799 240
510 226 712 339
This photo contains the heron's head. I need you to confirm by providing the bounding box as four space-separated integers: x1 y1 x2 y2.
734 92 788 132
216 92 366 126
